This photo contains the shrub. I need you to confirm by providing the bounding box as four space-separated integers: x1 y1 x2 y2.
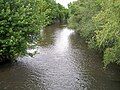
68 0 120 66
0 0 68 63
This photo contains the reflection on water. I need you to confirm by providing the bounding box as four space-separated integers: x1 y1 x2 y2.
0 24 120 90
55 28 74 53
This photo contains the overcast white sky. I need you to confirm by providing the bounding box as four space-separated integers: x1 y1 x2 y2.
56 0 77 8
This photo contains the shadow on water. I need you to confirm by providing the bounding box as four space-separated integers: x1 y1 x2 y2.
0 23 120 90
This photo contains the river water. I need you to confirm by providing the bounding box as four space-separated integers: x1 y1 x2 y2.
0 24 120 90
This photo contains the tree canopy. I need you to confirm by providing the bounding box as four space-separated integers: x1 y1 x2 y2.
68 0 120 67
0 0 68 63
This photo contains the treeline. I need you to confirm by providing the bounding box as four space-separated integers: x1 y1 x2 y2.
0 0 68 63
68 0 120 67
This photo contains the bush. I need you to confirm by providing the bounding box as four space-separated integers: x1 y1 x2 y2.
0 0 68 63
0 0 40 62
68 0 101 41
68 0 120 67
93 0 120 66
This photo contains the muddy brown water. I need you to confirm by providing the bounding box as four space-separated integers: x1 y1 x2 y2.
0 24 120 90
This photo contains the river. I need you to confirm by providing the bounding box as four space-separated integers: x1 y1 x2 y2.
0 24 120 90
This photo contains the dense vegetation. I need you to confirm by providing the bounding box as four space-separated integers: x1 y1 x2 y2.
0 0 68 63
68 0 120 67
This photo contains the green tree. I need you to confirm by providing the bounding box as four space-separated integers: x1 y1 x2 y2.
68 0 101 41
68 0 120 66
92 0 120 66
0 0 68 63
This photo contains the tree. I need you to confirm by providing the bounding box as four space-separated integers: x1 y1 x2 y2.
0 0 68 63
68 0 120 66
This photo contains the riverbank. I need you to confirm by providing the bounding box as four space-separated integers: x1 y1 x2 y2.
68 0 120 67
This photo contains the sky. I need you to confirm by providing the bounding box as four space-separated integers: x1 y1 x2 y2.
56 0 77 8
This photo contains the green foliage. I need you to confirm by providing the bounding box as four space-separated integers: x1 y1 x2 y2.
0 0 68 63
54 3 69 22
93 0 120 66
68 0 120 66
68 0 101 41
